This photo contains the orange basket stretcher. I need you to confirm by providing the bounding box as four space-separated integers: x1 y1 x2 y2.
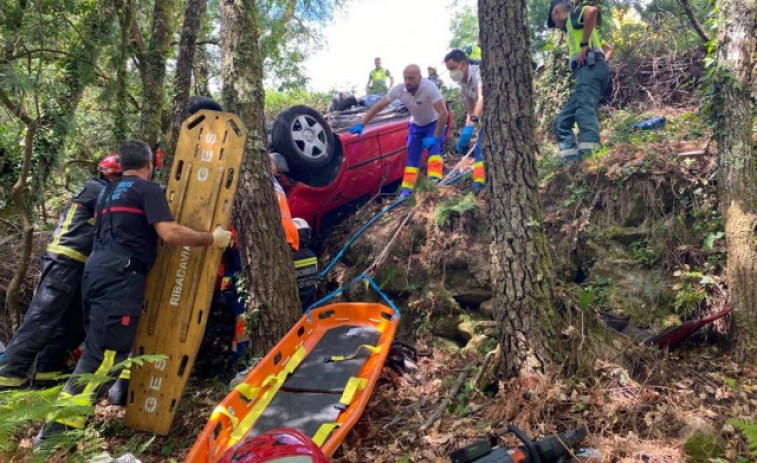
185 301 399 462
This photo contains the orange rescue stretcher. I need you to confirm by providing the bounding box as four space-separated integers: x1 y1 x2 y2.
185 301 399 462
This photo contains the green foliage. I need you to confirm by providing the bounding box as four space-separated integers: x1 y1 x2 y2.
0 355 165 459
562 181 588 208
264 88 333 119
630 238 659 267
729 418 757 456
448 5 479 51
672 282 706 318
434 194 479 228
258 0 346 90
577 277 611 311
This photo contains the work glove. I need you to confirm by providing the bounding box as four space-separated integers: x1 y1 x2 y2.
456 125 475 153
348 123 364 136
422 136 438 150
212 226 232 248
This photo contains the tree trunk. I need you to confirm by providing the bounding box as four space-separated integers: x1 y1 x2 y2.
194 43 212 96
0 89 37 329
163 0 209 175
220 0 301 354
714 0 757 362
139 0 175 150
478 0 560 378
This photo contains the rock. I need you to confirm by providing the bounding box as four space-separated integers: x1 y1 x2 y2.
430 314 462 340
460 334 491 356
607 226 649 246
478 299 495 320
428 336 462 354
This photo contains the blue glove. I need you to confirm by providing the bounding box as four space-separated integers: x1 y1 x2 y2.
348 123 364 136
422 136 438 150
456 125 475 153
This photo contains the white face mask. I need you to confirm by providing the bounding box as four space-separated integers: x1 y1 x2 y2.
449 69 464 83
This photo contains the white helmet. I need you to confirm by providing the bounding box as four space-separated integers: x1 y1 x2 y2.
269 152 289 173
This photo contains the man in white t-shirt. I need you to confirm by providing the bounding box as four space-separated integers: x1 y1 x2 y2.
349 64 448 198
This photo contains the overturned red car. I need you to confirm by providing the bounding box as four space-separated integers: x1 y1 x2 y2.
270 100 453 236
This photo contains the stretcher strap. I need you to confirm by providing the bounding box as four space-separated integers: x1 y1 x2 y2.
312 423 341 447
229 345 307 443
339 377 367 406
233 383 260 401
326 344 381 363
211 405 239 429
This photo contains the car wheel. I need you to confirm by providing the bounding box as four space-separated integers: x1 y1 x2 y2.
272 105 334 170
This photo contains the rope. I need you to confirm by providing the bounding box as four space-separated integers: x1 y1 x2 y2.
318 196 409 280
305 272 400 320
439 145 475 185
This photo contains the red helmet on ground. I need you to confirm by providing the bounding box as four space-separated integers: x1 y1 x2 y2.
98 154 122 176
217 428 329 463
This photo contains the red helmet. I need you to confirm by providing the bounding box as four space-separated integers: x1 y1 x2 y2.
98 154 122 176
217 428 329 463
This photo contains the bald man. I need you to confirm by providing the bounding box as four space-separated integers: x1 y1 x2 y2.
349 64 448 198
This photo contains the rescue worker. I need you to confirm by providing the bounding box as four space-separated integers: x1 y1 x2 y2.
36 140 232 441
349 64 448 198
465 37 482 63
365 57 394 95
0 155 122 389
548 0 613 163
269 152 299 252
292 218 318 311
427 65 445 90
444 49 485 195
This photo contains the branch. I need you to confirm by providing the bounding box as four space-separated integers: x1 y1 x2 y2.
419 361 477 432
676 0 710 44
0 86 33 124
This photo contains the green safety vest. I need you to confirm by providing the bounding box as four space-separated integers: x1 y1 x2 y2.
565 6 604 59
370 67 389 84
468 44 481 61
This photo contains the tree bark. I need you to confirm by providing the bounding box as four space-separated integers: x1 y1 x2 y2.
0 88 37 329
139 0 176 151
677 0 710 44
714 0 757 362
478 0 560 378
220 0 301 354
163 0 209 175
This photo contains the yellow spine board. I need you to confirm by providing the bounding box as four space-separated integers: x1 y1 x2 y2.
125 110 247 435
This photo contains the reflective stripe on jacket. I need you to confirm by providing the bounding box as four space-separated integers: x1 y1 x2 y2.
274 177 299 252
46 178 106 263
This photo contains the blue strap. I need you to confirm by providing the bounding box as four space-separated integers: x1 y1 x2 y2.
365 274 400 319
440 168 473 186
306 272 400 321
318 196 409 280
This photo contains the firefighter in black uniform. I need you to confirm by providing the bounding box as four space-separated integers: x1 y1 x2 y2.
292 218 318 311
37 140 232 441
0 155 122 389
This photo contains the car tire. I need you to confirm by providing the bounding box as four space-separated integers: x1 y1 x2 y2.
272 105 334 170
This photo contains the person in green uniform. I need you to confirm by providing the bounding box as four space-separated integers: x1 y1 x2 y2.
548 0 613 163
366 57 394 95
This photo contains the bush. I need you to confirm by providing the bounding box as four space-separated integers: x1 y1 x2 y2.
264 89 333 120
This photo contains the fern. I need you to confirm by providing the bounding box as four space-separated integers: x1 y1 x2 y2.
729 418 757 456
0 354 166 458
435 194 479 228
